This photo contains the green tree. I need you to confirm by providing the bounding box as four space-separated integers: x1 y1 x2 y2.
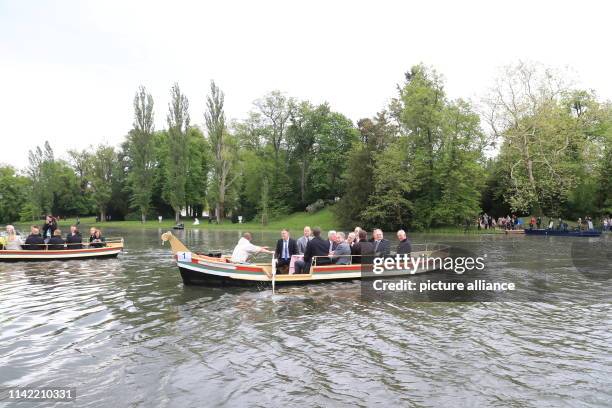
0 166 29 223
164 83 190 223
88 145 117 222
205 81 237 223
125 85 156 223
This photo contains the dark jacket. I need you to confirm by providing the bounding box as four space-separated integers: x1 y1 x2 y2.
275 238 298 261
373 239 391 257
47 236 66 250
396 239 412 256
24 234 45 250
352 241 375 264
66 233 83 249
42 221 57 240
89 236 106 248
304 236 331 265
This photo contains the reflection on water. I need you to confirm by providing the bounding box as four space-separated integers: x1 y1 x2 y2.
0 228 610 407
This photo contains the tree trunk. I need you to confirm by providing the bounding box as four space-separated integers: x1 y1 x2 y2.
300 162 306 204
175 210 180 224
141 212 146 224
100 209 106 223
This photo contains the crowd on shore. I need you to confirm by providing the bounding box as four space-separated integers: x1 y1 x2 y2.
477 213 612 231
0 215 106 251
230 226 412 274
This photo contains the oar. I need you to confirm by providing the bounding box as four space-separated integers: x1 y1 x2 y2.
271 254 277 295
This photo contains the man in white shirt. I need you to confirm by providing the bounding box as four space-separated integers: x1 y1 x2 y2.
230 232 273 263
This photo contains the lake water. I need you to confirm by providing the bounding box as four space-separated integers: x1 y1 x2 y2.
1 228 610 407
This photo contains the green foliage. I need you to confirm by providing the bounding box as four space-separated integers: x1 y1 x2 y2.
0 166 29 223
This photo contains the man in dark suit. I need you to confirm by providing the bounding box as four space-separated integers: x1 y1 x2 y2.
295 227 330 274
351 230 374 264
24 226 45 250
274 229 298 273
372 228 391 257
396 229 412 256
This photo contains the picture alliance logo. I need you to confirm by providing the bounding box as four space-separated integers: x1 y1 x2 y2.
372 253 487 275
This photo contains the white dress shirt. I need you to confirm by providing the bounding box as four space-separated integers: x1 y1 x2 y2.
231 237 262 263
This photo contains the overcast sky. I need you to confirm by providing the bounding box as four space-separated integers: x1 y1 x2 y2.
1 0 611 168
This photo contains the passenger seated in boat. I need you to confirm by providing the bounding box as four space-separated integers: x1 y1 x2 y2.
88 227 97 243
48 229 66 250
66 225 83 249
24 226 45 250
296 226 312 255
396 229 411 256
274 229 298 273
372 229 391 257
295 227 330 274
230 232 273 263
4 225 22 250
330 232 351 265
89 229 106 248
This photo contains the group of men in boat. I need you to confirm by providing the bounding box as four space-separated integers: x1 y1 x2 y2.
230 226 412 274
0 215 107 251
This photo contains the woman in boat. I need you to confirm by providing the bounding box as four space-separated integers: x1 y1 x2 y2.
4 225 22 250
89 229 106 248
47 229 66 250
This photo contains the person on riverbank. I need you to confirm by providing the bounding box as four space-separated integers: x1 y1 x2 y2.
24 226 44 250
48 229 66 250
396 230 411 256
230 232 273 263
296 226 312 254
66 225 82 249
4 225 22 250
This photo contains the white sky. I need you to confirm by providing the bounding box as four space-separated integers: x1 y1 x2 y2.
1 0 611 168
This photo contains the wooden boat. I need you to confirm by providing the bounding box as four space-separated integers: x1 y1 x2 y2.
524 228 601 237
161 232 449 287
0 239 124 262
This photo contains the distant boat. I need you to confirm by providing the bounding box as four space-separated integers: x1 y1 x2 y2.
172 223 185 230
161 231 449 287
524 229 601 237
0 239 124 262
504 229 525 235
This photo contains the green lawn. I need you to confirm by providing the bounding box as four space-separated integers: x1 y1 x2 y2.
20 207 341 234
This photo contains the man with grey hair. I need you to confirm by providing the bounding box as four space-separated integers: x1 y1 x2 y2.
327 230 338 253
331 231 351 265
372 228 390 257
296 226 312 255
396 229 411 256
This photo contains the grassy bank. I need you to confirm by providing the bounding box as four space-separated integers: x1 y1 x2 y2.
16 207 341 233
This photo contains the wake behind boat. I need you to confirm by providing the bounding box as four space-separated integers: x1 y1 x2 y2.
161 231 449 287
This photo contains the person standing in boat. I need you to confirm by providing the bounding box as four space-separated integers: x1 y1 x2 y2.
274 229 298 272
42 215 57 243
296 226 312 255
230 232 273 263
295 227 330 273
66 225 83 249
24 226 45 250
89 229 107 248
4 225 22 250
396 230 411 256
48 229 66 250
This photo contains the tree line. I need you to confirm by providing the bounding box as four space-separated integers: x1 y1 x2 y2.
1 62 610 229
